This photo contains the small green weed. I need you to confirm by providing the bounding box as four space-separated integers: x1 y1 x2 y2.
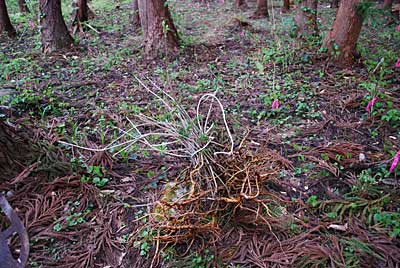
81 165 109 187
190 249 214 268
373 209 400 237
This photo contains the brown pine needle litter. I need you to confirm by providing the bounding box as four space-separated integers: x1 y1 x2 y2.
56 77 400 268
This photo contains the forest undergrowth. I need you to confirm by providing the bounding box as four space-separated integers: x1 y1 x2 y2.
1 0 400 267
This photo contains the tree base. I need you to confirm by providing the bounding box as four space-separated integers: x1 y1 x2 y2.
235 0 248 10
250 9 269 19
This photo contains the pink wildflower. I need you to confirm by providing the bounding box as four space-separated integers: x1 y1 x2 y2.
396 24 400 32
365 96 377 113
396 58 400 68
28 19 35 28
271 99 279 110
240 31 245 38
220 0 225 4
389 152 400 173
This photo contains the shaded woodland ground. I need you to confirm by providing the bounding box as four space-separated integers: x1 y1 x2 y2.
1 0 400 267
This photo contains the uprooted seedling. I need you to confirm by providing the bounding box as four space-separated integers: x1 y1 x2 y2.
60 77 400 267
109 78 299 265
61 77 297 264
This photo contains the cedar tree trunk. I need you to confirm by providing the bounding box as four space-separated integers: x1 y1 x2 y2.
77 0 89 23
294 0 318 37
72 0 91 33
0 0 16 38
39 0 73 53
382 0 394 9
138 0 179 59
252 0 269 18
18 0 30 13
132 0 140 28
235 0 247 9
331 0 340 8
322 0 363 65
282 0 290 12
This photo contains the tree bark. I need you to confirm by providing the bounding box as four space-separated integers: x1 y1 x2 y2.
77 0 89 23
322 0 363 65
0 0 16 38
132 0 140 28
331 0 340 8
235 0 247 9
138 0 179 59
294 0 318 37
282 0 290 12
39 0 73 53
72 0 91 33
382 0 394 9
18 0 30 13
252 0 269 18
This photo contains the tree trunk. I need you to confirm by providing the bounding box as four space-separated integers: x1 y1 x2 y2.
39 0 73 53
282 0 290 12
382 0 394 9
331 0 340 8
132 0 140 28
72 0 90 33
235 0 247 9
77 0 89 23
294 0 318 37
138 0 179 59
0 0 16 38
322 0 363 65
18 0 30 13
252 0 269 18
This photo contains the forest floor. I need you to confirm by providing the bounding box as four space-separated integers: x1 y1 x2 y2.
1 0 400 267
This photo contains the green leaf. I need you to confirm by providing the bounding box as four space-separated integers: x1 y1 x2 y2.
255 61 265 74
